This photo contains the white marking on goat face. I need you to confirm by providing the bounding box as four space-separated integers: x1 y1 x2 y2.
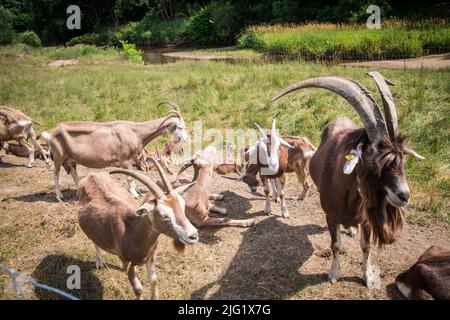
171 119 188 143
396 281 412 298
153 194 198 245
17 120 32 127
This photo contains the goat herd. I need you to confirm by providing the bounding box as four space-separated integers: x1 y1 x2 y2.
1 72 449 300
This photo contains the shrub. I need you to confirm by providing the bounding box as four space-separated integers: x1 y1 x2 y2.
0 6 14 44
16 30 42 47
186 4 218 44
119 40 143 64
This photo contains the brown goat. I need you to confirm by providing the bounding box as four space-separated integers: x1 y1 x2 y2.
272 72 424 288
77 159 198 300
148 146 255 228
0 106 49 167
43 101 187 200
240 135 316 201
396 245 450 300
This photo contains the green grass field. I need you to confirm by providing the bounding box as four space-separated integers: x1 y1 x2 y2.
238 20 450 60
0 45 448 221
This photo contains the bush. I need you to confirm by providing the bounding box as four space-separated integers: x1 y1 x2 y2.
0 6 14 44
16 30 42 47
186 4 218 44
119 40 143 64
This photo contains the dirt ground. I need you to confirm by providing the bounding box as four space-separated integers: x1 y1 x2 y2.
0 153 448 300
342 53 450 69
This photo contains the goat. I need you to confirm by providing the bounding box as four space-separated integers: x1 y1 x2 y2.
3 141 49 161
240 135 316 201
77 158 198 300
214 161 242 175
149 146 255 228
0 106 49 167
162 140 184 165
42 101 188 200
138 148 174 175
396 245 450 300
241 120 294 219
271 72 424 288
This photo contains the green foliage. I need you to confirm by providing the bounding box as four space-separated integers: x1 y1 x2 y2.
238 21 450 60
0 6 14 44
186 4 218 44
15 30 42 47
119 40 143 63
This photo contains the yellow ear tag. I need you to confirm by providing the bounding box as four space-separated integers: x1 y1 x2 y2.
345 154 354 161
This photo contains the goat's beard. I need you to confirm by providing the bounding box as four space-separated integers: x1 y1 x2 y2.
359 176 405 248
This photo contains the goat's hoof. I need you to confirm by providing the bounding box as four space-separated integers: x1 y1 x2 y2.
26 163 34 168
246 218 256 227
363 267 381 289
328 269 340 284
282 213 290 219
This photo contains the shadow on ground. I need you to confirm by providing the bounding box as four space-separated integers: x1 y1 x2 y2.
32 254 103 300
192 216 328 299
10 189 77 204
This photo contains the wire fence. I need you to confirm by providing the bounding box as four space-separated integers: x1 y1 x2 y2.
0 264 80 300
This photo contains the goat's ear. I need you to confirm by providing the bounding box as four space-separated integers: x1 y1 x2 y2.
174 181 197 196
279 138 294 148
404 147 425 160
136 202 155 216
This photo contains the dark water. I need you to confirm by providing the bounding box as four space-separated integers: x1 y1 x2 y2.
140 46 194 65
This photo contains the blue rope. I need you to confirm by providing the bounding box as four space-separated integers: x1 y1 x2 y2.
0 264 80 300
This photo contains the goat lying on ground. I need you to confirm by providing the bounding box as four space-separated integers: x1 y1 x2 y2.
77 158 198 300
148 146 255 228
42 101 187 200
2 142 49 161
396 245 450 300
240 135 316 201
241 120 293 219
0 106 49 167
271 72 424 288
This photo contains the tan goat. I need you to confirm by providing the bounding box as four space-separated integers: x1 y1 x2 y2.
77 159 198 300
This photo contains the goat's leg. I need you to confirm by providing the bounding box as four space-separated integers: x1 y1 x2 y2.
209 193 224 201
145 259 159 300
360 222 380 289
262 177 271 215
27 127 50 165
18 138 34 168
276 178 289 219
270 178 280 202
53 160 64 200
295 162 309 200
328 223 341 284
208 202 227 215
200 216 255 228
94 244 103 269
127 264 143 300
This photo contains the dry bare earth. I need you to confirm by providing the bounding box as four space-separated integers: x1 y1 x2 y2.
0 154 448 300
342 53 450 70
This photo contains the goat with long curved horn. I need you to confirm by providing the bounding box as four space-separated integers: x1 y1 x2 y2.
271 72 425 290
271 77 388 143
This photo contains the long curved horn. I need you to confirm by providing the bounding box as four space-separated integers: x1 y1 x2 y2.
367 71 398 140
177 159 194 178
254 123 266 139
271 77 388 143
148 157 173 193
158 100 180 111
110 169 164 199
271 119 277 136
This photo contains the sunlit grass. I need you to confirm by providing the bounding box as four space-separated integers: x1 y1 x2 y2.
0 45 448 221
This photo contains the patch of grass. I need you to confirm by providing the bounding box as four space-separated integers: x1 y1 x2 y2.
0 46 448 220
237 19 450 60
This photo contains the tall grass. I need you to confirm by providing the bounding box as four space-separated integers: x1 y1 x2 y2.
237 19 450 60
0 46 448 220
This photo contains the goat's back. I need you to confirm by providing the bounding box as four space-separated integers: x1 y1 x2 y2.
77 173 137 254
